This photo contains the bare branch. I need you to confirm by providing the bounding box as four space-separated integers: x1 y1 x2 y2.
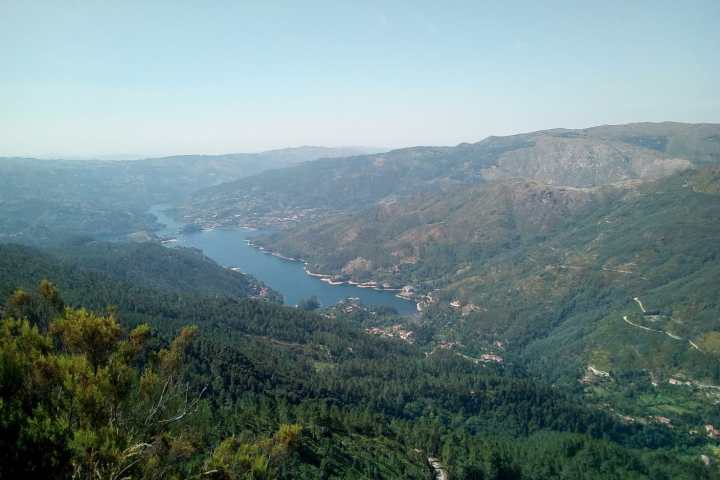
144 377 171 425
158 385 207 424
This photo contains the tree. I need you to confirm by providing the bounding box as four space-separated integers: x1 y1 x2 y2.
0 293 202 479
298 296 320 311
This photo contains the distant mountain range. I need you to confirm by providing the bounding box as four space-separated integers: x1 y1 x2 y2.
0 146 382 244
182 122 720 229
0 145 382 206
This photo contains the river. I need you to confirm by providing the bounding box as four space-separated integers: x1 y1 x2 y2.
148 205 416 314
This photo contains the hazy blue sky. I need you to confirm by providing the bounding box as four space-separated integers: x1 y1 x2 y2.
2 1 718 158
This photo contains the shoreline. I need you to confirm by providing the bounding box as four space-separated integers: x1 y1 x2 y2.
154 217 422 311
152 214 422 314
245 239 418 298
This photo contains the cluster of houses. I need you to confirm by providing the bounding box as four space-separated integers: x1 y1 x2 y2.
365 324 415 343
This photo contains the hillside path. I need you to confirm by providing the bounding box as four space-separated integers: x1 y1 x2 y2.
633 297 646 313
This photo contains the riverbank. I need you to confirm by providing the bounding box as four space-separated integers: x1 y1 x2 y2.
246 239 405 292
245 239 426 308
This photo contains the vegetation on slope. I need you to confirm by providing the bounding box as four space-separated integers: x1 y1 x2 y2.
2 244 717 478
52 241 281 301
253 166 720 439
183 122 720 229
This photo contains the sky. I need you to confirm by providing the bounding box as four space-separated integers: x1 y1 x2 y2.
1 0 719 159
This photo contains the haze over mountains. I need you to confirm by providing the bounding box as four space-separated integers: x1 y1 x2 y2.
183 122 720 229
0 146 381 244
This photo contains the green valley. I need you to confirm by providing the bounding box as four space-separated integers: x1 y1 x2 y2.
5 3 719 476
1 243 716 478
3 125 720 478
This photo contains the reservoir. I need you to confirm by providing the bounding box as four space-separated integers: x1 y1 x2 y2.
149 206 416 314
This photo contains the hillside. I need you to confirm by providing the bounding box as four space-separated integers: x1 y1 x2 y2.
254 167 720 434
181 122 720 229
51 241 281 301
255 179 622 284
0 242 716 478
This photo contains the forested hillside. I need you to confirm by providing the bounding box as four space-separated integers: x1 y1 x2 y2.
251 167 720 440
51 241 281 301
1 243 717 478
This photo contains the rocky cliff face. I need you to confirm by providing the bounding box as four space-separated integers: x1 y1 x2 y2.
480 133 691 186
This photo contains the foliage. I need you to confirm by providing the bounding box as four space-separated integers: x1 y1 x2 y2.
1 248 718 477
54 241 281 302
298 296 321 311
0 288 202 478
254 167 720 437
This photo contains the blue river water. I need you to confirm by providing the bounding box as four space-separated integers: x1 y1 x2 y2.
149 206 416 314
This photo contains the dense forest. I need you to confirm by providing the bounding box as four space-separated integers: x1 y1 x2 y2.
1 243 717 478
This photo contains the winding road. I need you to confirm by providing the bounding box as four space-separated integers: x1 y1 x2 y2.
624 297 702 352
632 297 646 313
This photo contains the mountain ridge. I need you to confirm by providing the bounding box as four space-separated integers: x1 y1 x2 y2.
182 122 720 229
0 146 382 245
